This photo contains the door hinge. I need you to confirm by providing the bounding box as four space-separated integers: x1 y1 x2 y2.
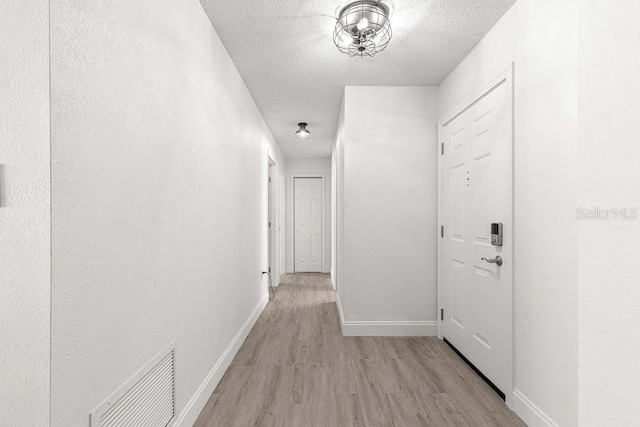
440 225 444 238
441 143 444 155
441 308 444 321
268 221 271 228
268 177 271 182
268 267 271 273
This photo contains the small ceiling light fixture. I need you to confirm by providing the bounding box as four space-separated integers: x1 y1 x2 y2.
333 1 392 57
295 122 311 139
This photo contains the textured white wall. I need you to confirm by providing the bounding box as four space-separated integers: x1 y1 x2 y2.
331 155 337 286
439 1 580 425
577 1 640 425
330 103 341 289
285 157 332 273
334 97 346 301
437 0 631 425
0 1 51 426
339 86 439 325
269 162 286 284
49 0 283 425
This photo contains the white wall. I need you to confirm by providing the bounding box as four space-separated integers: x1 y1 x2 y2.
438 0 640 425
0 2 51 425
577 1 640 425
335 86 439 335
331 155 337 285
269 161 286 285
334 96 346 300
285 157 332 273
330 103 344 288
49 0 284 425
439 1 580 425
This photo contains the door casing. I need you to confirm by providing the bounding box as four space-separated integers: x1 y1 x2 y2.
268 156 277 281
437 64 515 408
291 174 325 274
278 169 285 282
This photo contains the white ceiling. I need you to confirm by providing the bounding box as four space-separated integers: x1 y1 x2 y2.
200 0 515 158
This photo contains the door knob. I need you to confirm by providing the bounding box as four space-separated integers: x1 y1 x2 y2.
481 256 503 266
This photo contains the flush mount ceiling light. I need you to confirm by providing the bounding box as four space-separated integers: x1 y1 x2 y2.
295 122 311 139
333 1 392 57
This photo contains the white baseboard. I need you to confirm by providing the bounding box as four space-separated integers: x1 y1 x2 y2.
335 291 345 324
174 295 268 426
341 320 438 336
334 292 436 337
512 389 559 427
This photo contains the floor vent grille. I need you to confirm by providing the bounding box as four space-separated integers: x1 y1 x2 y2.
91 346 175 427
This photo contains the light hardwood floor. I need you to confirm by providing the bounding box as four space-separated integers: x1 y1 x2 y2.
194 273 525 426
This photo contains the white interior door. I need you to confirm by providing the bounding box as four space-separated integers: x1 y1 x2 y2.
439 70 513 397
278 170 285 281
268 164 274 276
294 177 322 273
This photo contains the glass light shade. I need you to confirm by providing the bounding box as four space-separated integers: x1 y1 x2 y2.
295 123 311 139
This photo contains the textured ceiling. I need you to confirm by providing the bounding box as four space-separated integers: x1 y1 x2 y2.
200 0 516 158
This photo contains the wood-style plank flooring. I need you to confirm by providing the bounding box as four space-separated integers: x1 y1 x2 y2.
194 273 525 426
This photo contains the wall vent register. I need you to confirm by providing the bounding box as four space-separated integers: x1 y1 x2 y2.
90 345 175 427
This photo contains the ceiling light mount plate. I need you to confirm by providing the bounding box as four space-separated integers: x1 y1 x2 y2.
333 0 393 57
336 0 391 20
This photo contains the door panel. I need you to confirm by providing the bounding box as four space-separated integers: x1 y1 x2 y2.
452 164 466 240
440 72 512 396
279 170 285 279
471 154 491 245
294 179 309 272
308 180 322 272
451 259 465 328
472 266 490 348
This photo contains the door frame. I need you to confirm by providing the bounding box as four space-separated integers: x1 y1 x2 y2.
267 155 277 282
436 63 515 408
290 174 325 273
278 168 285 283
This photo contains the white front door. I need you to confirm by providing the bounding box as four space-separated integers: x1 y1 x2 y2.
294 177 322 273
439 70 513 397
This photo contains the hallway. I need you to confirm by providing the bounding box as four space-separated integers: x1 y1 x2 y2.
194 274 525 426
